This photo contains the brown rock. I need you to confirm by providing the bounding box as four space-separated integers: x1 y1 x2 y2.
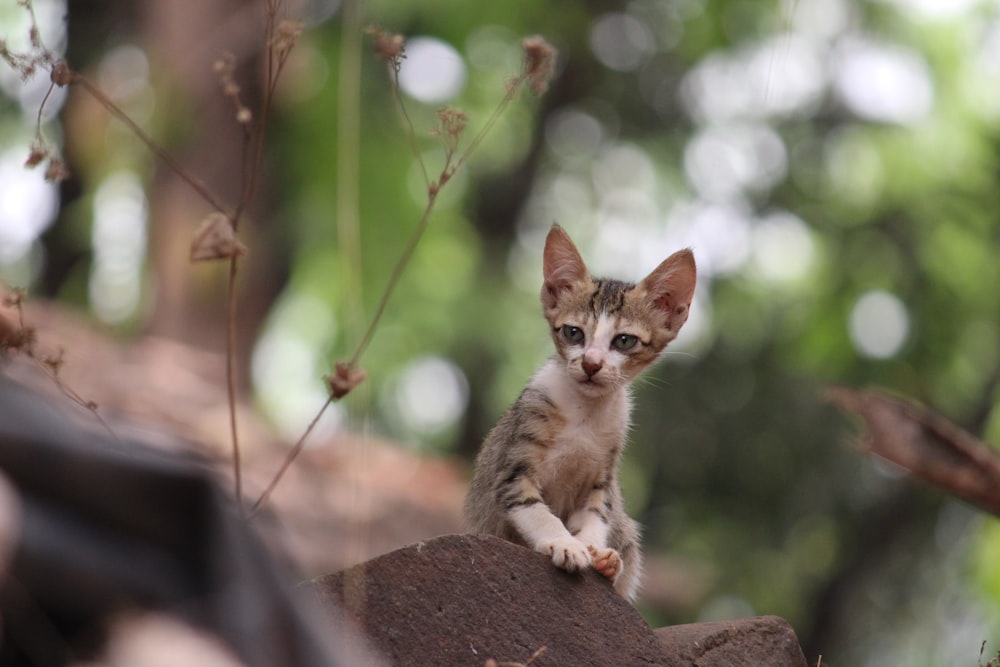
654 616 808 667
309 533 681 667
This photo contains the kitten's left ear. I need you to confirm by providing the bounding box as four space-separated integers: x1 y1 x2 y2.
640 248 696 332
541 225 590 311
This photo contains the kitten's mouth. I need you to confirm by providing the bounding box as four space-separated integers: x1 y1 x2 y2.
564 361 614 393
577 375 612 394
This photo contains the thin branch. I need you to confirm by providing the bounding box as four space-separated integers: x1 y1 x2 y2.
450 80 521 178
40 360 121 444
1 302 120 443
215 0 305 515
347 193 437 369
220 0 291 516
343 72 532 367
225 259 243 511
241 3 300 214
250 32 558 515
250 396 334 516
33 79 55 139
223 122 251 518
337 0 365 348
390 66 431 190
71 72 233 218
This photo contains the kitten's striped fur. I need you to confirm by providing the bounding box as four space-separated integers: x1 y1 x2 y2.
465 225 696 601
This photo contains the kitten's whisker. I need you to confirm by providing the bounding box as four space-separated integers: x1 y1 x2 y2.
633 374 671 391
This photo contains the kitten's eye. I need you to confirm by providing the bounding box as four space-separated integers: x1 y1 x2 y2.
612 334 638 351
561 325 585 345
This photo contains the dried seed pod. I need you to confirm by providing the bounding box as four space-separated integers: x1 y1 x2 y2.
50 59 75 86
326 362 366 399
190 212 248 262
521 36 557 95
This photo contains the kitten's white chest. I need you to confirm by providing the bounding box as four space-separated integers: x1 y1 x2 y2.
531 361 631 517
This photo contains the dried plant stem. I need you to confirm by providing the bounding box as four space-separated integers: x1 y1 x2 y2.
223 2 279 515
42 362 121 443
249 31 556 515
250 70 443 514
71 66 245 483
223 0 305 514
390 67 430 189
8 2 319 512
64 62 249 504
344 77 526 367
242 0 292 209
250 0 358 516
450 84 520 177
337 0 365 350
249 395 333 516
225 136 250 515
225 260 243 509
73 74 233 218
34 80 55 138
347 194 436 369
252 79 492 510
251 0 367 517
3 294 120 442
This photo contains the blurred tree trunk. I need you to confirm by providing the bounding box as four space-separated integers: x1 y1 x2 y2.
139 0 288 390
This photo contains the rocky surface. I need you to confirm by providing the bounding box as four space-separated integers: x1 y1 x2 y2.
655 616 808 667
309 533 809 667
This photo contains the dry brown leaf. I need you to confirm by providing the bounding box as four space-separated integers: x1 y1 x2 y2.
190 212 247 262
828 386 1000 516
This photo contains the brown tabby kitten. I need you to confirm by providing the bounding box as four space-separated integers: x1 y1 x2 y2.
465 225 696 601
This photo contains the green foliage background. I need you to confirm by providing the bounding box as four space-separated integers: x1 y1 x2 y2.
3 0 1000 664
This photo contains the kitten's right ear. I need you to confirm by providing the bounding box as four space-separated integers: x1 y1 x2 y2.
541 225 589 311
640 248 696 332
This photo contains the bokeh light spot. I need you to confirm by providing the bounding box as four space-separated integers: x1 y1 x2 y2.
398 37 466 103
849 290 910 359
0 148 59 265
750 211 816 285
589 13 655 72
834 39 934 124
389 356 469 439
89 171 148 324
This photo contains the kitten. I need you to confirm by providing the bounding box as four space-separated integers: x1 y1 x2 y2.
465 225 696 601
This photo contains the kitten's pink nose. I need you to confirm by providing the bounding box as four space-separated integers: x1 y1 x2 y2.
582 358 603 378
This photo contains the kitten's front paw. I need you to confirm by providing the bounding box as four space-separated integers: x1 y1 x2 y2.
538 536 591 573
587 545 623 581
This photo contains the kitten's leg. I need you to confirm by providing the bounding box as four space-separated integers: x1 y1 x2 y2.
501 471 590 572
611 540 642 601
508 501 591 572
499 465 591 572
587 545 623 580
566 488 623 581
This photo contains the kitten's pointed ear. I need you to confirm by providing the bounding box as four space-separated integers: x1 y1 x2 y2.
641 248 696 331
542 225 589 311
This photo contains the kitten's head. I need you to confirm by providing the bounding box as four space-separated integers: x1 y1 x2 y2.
540 225 696 396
